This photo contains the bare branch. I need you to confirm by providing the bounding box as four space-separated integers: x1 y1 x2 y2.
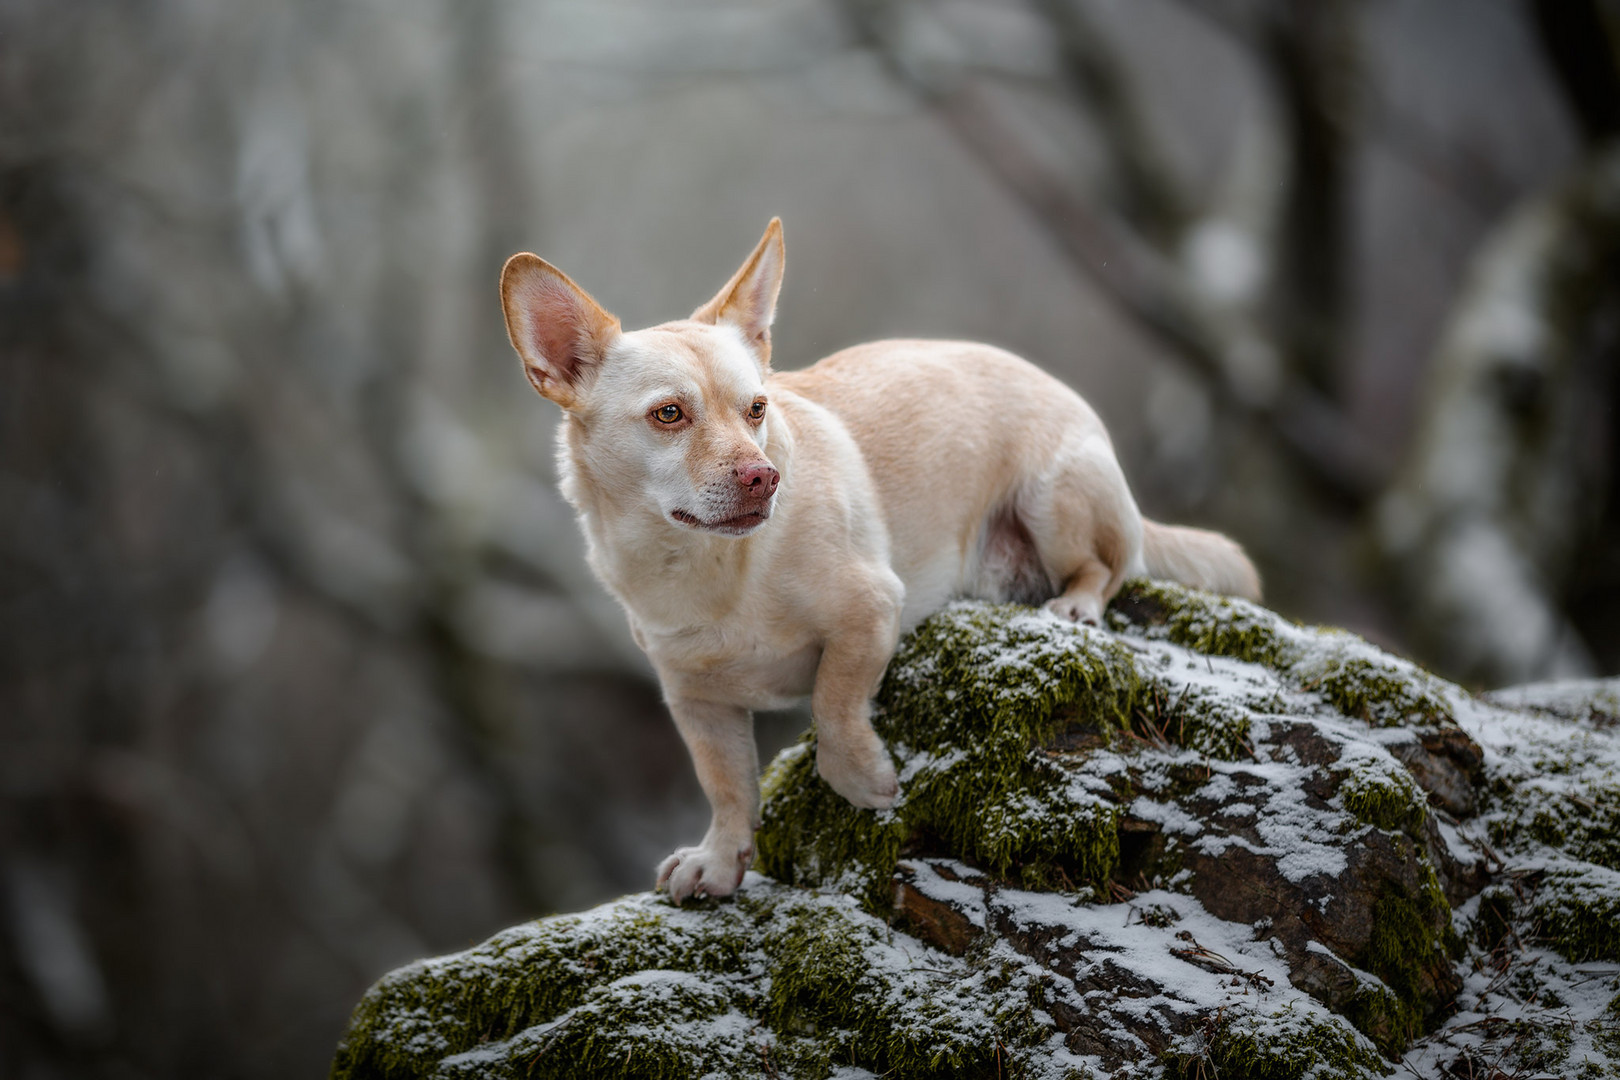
1254 0 1357 397
1174 0 1523 223
836 0 1383 502
1029 0 1189 244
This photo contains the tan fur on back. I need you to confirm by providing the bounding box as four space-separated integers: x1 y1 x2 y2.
774 339 1137 627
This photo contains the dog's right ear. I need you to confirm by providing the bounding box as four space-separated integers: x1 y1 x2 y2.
501 254 621 409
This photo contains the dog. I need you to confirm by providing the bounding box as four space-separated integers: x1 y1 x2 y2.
500 219 1260 904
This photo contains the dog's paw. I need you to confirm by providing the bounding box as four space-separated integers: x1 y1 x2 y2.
655 840 753 905
1045 594 1102 626
817 738 899 810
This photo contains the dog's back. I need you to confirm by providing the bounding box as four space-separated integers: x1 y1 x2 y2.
777 338 1169 626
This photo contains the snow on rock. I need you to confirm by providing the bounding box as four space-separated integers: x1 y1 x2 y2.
331 582 1620 1079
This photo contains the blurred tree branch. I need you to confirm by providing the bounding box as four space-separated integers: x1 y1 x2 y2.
1377 144 1620 683
1254 1 1355 397
1030 0 1188 243
836 0 1384 503
1377 0 1620 682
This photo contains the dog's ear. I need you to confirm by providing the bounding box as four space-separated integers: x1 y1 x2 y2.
692 218 784 371
501 254 621 408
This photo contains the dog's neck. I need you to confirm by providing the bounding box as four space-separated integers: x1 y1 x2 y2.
589 503 758 627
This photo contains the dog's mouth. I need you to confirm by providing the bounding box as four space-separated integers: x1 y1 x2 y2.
670 508 771 536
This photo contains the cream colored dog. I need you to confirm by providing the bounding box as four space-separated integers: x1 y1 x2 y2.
500 219 1259 904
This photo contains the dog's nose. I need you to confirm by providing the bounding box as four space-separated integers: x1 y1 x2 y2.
736 461 779 496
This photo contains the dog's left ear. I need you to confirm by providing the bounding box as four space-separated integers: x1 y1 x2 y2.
693 218 784 371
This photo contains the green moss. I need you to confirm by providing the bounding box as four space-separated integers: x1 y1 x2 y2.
1578 1058 1620 1080
759 599 1308 907
1494 782 1620 872
1530 808 1568 848
1113 580 1456 728
877 601 1144 750
756 739 906 911
331 902 757 1080
1343 984 1421 1062
1471 886 1518 951
1167 1003 1387 1080
332 885 1043 1080
1350 865 1455 1055
1339 760 1429 837
759 604 1145 906
1297 651 1452 728
1113 579 1286 667
909 755 1120 889
1489 1018 1577 1076
759 898 1002 1077
1592 994 1620 1062
763 900 871 1030
476 972 748 1080
1137 685 1261 761
1533 863 1620 962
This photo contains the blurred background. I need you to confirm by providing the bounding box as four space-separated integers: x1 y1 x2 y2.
1 0 1616 1074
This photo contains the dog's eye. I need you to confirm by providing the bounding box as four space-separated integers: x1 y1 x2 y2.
748 400 767 420
653 404 684 424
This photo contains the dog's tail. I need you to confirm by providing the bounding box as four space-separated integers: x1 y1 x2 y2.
1140 520 1262 602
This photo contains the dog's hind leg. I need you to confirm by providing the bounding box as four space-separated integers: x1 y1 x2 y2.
1046 557 1116 626
656 699 759 904
1022 435 1143 626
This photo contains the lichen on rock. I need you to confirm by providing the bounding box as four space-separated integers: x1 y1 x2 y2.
333 582 1620 1079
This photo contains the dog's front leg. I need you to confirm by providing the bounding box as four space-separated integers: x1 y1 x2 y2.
656 698 759 904
812 608 901 810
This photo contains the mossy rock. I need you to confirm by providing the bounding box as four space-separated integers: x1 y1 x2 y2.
335 583 1620 1079
1166 1002 1389 1080
333 884 1023 1080
1111 581 1456 728
1478 683 1620 876
1468 677 1620 968
760 589 1473 1057
1531 861 1620 963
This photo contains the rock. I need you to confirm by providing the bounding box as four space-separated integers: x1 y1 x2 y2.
329 881 1024 1080
332 582 1620 1079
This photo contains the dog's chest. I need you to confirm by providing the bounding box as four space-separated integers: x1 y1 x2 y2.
641 622 822 710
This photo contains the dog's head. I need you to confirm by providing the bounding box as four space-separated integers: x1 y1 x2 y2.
500 220 786 537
